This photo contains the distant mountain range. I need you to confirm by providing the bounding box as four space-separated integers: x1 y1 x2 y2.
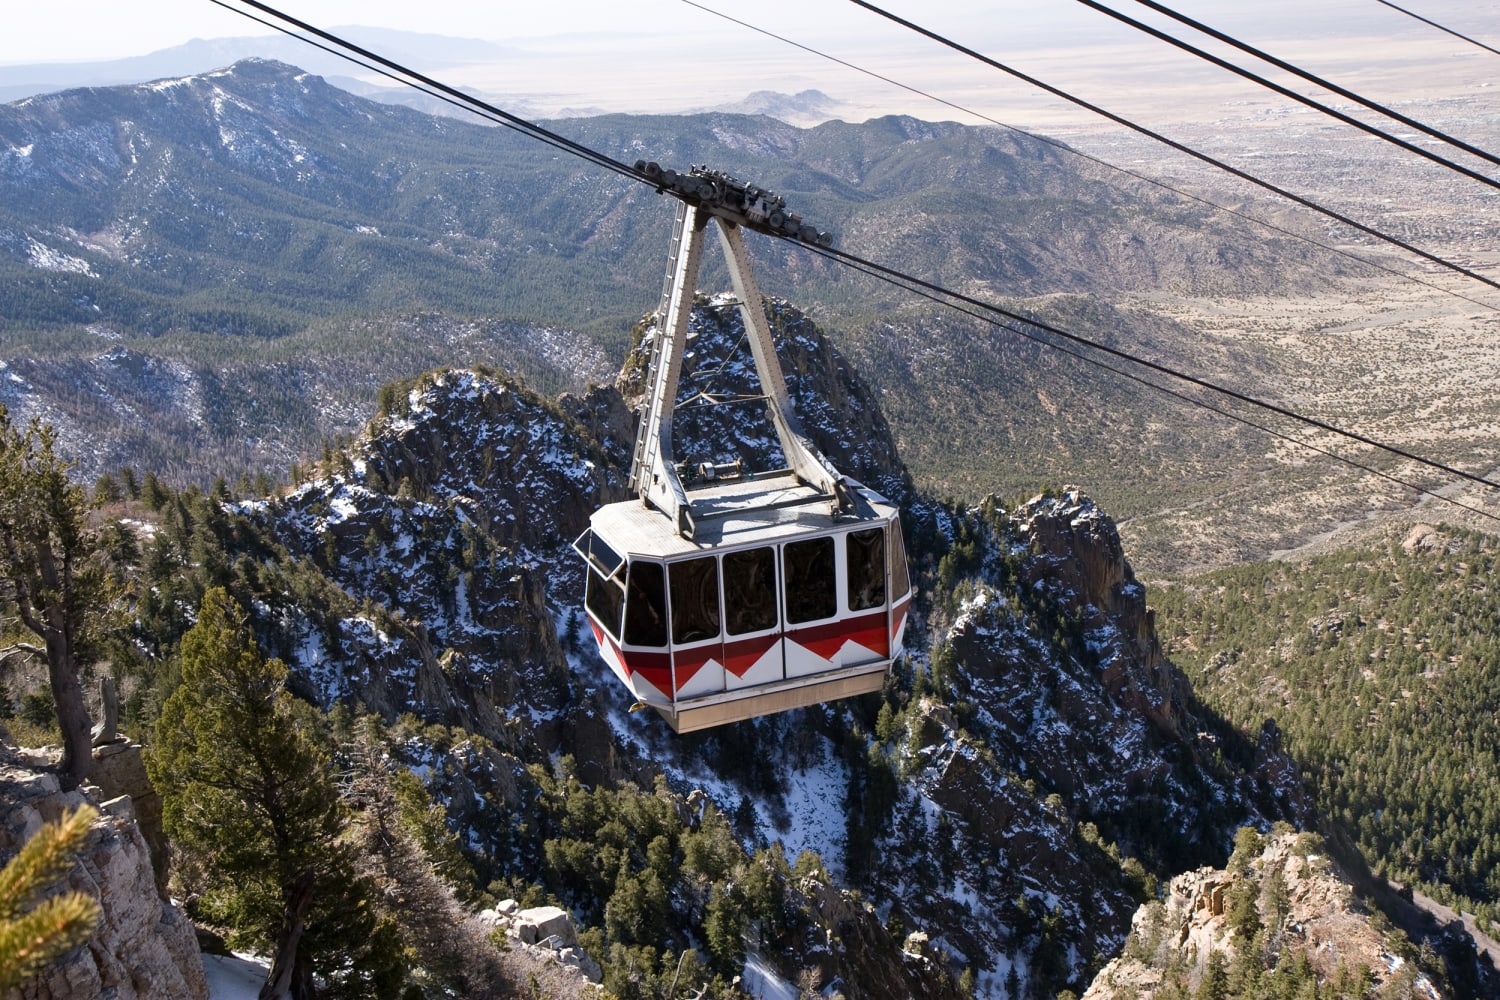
0 57 1359 561
1 30 844 127
0 29 512 105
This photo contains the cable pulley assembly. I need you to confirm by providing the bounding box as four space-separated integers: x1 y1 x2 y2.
636 161 833 246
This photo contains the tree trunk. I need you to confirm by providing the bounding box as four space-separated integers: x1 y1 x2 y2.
49 642 93 788
35 550 92 788
259 872 318 1000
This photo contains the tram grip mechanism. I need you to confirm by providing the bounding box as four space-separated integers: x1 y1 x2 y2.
634 162 833 247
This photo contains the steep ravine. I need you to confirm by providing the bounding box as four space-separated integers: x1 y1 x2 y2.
9 296 1456 999
185 298 1319 997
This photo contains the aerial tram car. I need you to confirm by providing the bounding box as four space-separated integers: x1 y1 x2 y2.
573 163 912 733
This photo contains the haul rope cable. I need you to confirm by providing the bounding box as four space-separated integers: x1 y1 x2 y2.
1075 0 1500 183
804 237 1500 495
845 0 1500 296
210 0 1500 510
1372 0 1500 59
208 0 649 187
682 0 1500 316
809 242 1500 524
1121 0 1500 168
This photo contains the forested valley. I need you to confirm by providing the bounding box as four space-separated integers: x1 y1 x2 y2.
1153 526 1500 939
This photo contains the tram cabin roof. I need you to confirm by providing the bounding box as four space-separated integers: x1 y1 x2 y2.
589 473 898 561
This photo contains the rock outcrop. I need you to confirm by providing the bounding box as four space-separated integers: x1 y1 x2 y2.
1018 488 1186 740
88 740 168 899
189 304 1315 999
0 752 206 1000
1083 831 1443 999
481 899 601 986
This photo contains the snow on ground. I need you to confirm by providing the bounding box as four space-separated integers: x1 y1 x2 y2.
601 681 851 875
741 953 799 1000
202 952 268 1000
771 743 849 875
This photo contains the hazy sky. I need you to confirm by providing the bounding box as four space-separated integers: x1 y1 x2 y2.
6 0 1494 63
5 1 1498 126
11 2 1016 62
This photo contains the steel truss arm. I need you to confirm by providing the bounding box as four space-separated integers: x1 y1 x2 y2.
628 202 852 538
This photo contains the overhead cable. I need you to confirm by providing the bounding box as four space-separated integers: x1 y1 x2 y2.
1373 0 1500 59
845 0 1500 296
807 237 1500 495
1122 0 1500 169
804 240 1500 524
212 0 647 186
1075 0 1500 186
209 0 1500 513
683 0 1499 315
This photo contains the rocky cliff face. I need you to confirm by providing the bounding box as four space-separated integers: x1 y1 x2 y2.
937 491 1313 833
824 489 1315 996
188 298 1314 998
616 293 913 504
0 750 205 1000
1083 830 1443 999
233 296 906 761
228 366 618 766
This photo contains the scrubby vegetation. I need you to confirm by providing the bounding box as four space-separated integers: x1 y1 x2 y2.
1154 526 1500 936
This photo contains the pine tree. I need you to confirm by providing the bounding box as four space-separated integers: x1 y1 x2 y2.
0 805 100 991
1196 949 1229 1000
148 587 391 1000
0 407 112 787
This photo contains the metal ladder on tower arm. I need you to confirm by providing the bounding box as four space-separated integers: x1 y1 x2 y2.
627 172 854 539
627 203 688 504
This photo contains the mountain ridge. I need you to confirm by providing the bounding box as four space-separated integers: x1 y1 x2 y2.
150 296 1316 996
0 58 1367 572
4 288 1484 997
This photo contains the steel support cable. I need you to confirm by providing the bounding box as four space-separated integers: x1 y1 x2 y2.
214 0 648 185
1086 0 1500 178
846 0 1500 296
807 237 1500 494
211 0 1500 510
1373 0 1500 59
206 0 622 168
800 239 1500 523
683 0 1499 316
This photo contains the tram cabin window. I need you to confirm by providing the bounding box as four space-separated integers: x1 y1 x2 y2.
624 561 668 647
585 568 624 640
784 536 836 624
847 527 886 612
723 547 777 635
670 556 721 644
889 520 910 598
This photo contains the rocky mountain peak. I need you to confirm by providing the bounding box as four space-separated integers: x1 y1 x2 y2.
1016 487 1185 740
1084 829 1445 998
124 296 1322 998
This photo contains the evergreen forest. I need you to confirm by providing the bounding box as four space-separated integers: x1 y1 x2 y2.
1153 526 1500 937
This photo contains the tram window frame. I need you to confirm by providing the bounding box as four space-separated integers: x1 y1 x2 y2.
847 527 886 612
783 536 837 625
585 567 625 640
623 560 669 648
669 556 721 645
723 547 778 636
889 518 911 600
